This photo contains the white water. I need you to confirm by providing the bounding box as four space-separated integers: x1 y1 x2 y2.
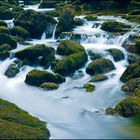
0 15 140 139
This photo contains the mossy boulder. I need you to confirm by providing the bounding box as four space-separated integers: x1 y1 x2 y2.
0 98 50 139
114 97 140 117
89 74 108 82
0 44 12 52
0 26 10 35
135 39 140 54
83 83 95 92
57 40 85 56
85 15 97 21
122 78 140 94
0 33 17 49
56 7 75 38
40 82 59 90
0 20 7 27
0 7 14 20
101 21 131 33
25 69 65 86
129 10 140 15
106 107 116 115
4 64 19 78
106 48 124 62
14 10 57 39
10 26 30 40
120 63 140 83
128 54 140 64
53 52 87 76
39 1 57 8
15 45 55 67
86 58 115 75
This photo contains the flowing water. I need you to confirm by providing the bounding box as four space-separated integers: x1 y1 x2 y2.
1 6 140 139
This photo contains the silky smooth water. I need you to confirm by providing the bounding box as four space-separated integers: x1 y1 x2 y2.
0 13 140 139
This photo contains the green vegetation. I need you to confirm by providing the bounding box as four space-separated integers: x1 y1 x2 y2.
40 82 59 90
0 98 50 139
83 83 95 92
89 74 108 82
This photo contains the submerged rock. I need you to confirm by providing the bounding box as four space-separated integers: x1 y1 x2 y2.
86 58 115 75
0 98 50 139
88 51 102 61
90 74 108 82
83 83 95 92
25 69 65 87
106 107 116 115
4 64 19 78
106 48 124 62
40 82 59 90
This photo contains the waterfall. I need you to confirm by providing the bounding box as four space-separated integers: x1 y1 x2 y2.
9 52 15 60
41 31 46 40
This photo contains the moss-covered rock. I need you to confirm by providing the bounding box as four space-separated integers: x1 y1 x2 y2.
39 0 57 8
15 45 55 67
88 50 102 61
0 26 10 35
0 20 7 27
56 7 75 38
83 83 95 92
106 107 116 115
10 26 30 40
122 78 140 93
0 44 12 52
53 52 87 76
135 39 140 54
114 97 140 117
25 69 65 86
57 40 85 56
40 82 59 90
0 7 14 20
0 98 50 139
106 48 124 62
101 21 131 33
129 10 140 15
86 58 115 75
128 53 140 64
120 63 140 83
89 74 108 82
14 10 56 39
4 64 19 78
0 33 17 49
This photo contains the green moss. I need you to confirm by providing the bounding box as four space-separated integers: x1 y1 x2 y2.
106 107 116 115
83 83 95 92
86 58 115 75
10 26 30 39
40 82 59 90
53 52 87 76
25 69 65 86
0 26 10 35
85 15 97 21
101 21 131 32
0 98 50 139
120 63 140 83
114 97 140 117
129 9 140 15
57 40 85 56
0 20 7 27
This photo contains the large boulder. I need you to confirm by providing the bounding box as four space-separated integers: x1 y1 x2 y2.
4 64 19 78
53 52 87 76
106 48 124 62
14 10 57 39
101 21 131 33
88 51 102 61
114 97 140 117
120 63 140 83
0 98 50 139
57 40 85 55
86 58 115 75
15 45 55 67
55 7 75 38
25 69 65 86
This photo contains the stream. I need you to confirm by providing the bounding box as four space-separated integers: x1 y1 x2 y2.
0 2 140 139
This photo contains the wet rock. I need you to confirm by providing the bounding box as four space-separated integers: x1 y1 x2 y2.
106 107 116 115
106 48 124 62
128 53 140 64
120 63 140 82
14 10 57 39
85 15 97 21
86 58 115 75
4 64 19 78
88 50 102 61
40 82 59 90
0 26 10 35
25 69 65 86
89 74 108 82
114 97 140 117
83 83 95 92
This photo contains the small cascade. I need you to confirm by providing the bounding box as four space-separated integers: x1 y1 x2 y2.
51 24 57 39
5 19 14 28
9 52 15 60
18 0 24 6
41 31 46 40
